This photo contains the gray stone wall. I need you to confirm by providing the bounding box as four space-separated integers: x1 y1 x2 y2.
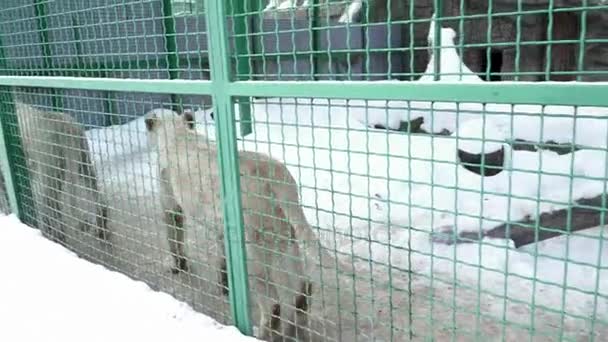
366 0 607 81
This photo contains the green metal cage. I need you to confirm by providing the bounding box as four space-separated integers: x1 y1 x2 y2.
0 0 607 340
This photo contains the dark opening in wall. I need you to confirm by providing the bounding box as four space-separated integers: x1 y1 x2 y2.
479 49 503 81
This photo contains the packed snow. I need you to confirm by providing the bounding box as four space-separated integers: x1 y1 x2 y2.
0 214 255 342
418 13 482 83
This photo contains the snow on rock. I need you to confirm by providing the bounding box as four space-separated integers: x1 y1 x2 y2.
226 97 392 130
455 117 506 154
520 225 608 266
203 20 608 148
0 214 255 342
191 107 608 251
215 25 608 152
411 102 608 150
376 117 608 237
399 19 608 148
191 107 455 242
418 13 482 82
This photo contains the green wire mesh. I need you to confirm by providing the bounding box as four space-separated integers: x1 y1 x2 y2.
0 0 607 341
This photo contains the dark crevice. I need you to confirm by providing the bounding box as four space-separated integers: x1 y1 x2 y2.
454 194 607 248
375 117 580 155
479 48 503 81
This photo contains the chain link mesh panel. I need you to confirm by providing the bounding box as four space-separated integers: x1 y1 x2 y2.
0 0 607 341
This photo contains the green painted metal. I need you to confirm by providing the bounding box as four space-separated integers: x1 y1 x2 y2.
432 0 442 80
228 80 608 106
1 76 607 107
161 0 182 111
1 3 608 338
231 0 253 137
34 0 62 111
71 16 91 77
0 92 20 216
162 0 180 82
0 35 36 225
204 0 252 335
485 0 494 81
0 76 213 95
310 0 319 80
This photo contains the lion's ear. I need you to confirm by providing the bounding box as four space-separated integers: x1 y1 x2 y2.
182 110 195 130
144 117 155 131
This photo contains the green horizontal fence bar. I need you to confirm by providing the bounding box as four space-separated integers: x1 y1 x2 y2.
205 0 252 335
228 81 608 106
2 76 608 107
0 77 213 95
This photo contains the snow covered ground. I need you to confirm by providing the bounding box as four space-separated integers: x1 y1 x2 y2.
76 99 608 340
0 214 255 342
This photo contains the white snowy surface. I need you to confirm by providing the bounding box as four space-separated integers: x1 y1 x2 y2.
189 106 608 240
418 14 482 83
0 214 255 342
83 103 608 321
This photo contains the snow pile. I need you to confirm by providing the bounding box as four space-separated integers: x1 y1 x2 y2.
405 19 608 145
404 101 608 149
0 214 255 342
246 96 608 149
418 13 482 82
192 107 607 238
378 118 608 234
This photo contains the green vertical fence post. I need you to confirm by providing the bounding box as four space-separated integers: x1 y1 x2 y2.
204 0 252 336
34 0 62 110
0 99 19 216
232 0 253 137
432 0 443 80
310 0 318 81
0 34 36 224
161 0 181 112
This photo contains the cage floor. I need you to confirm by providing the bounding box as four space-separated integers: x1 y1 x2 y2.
52 150 605 342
